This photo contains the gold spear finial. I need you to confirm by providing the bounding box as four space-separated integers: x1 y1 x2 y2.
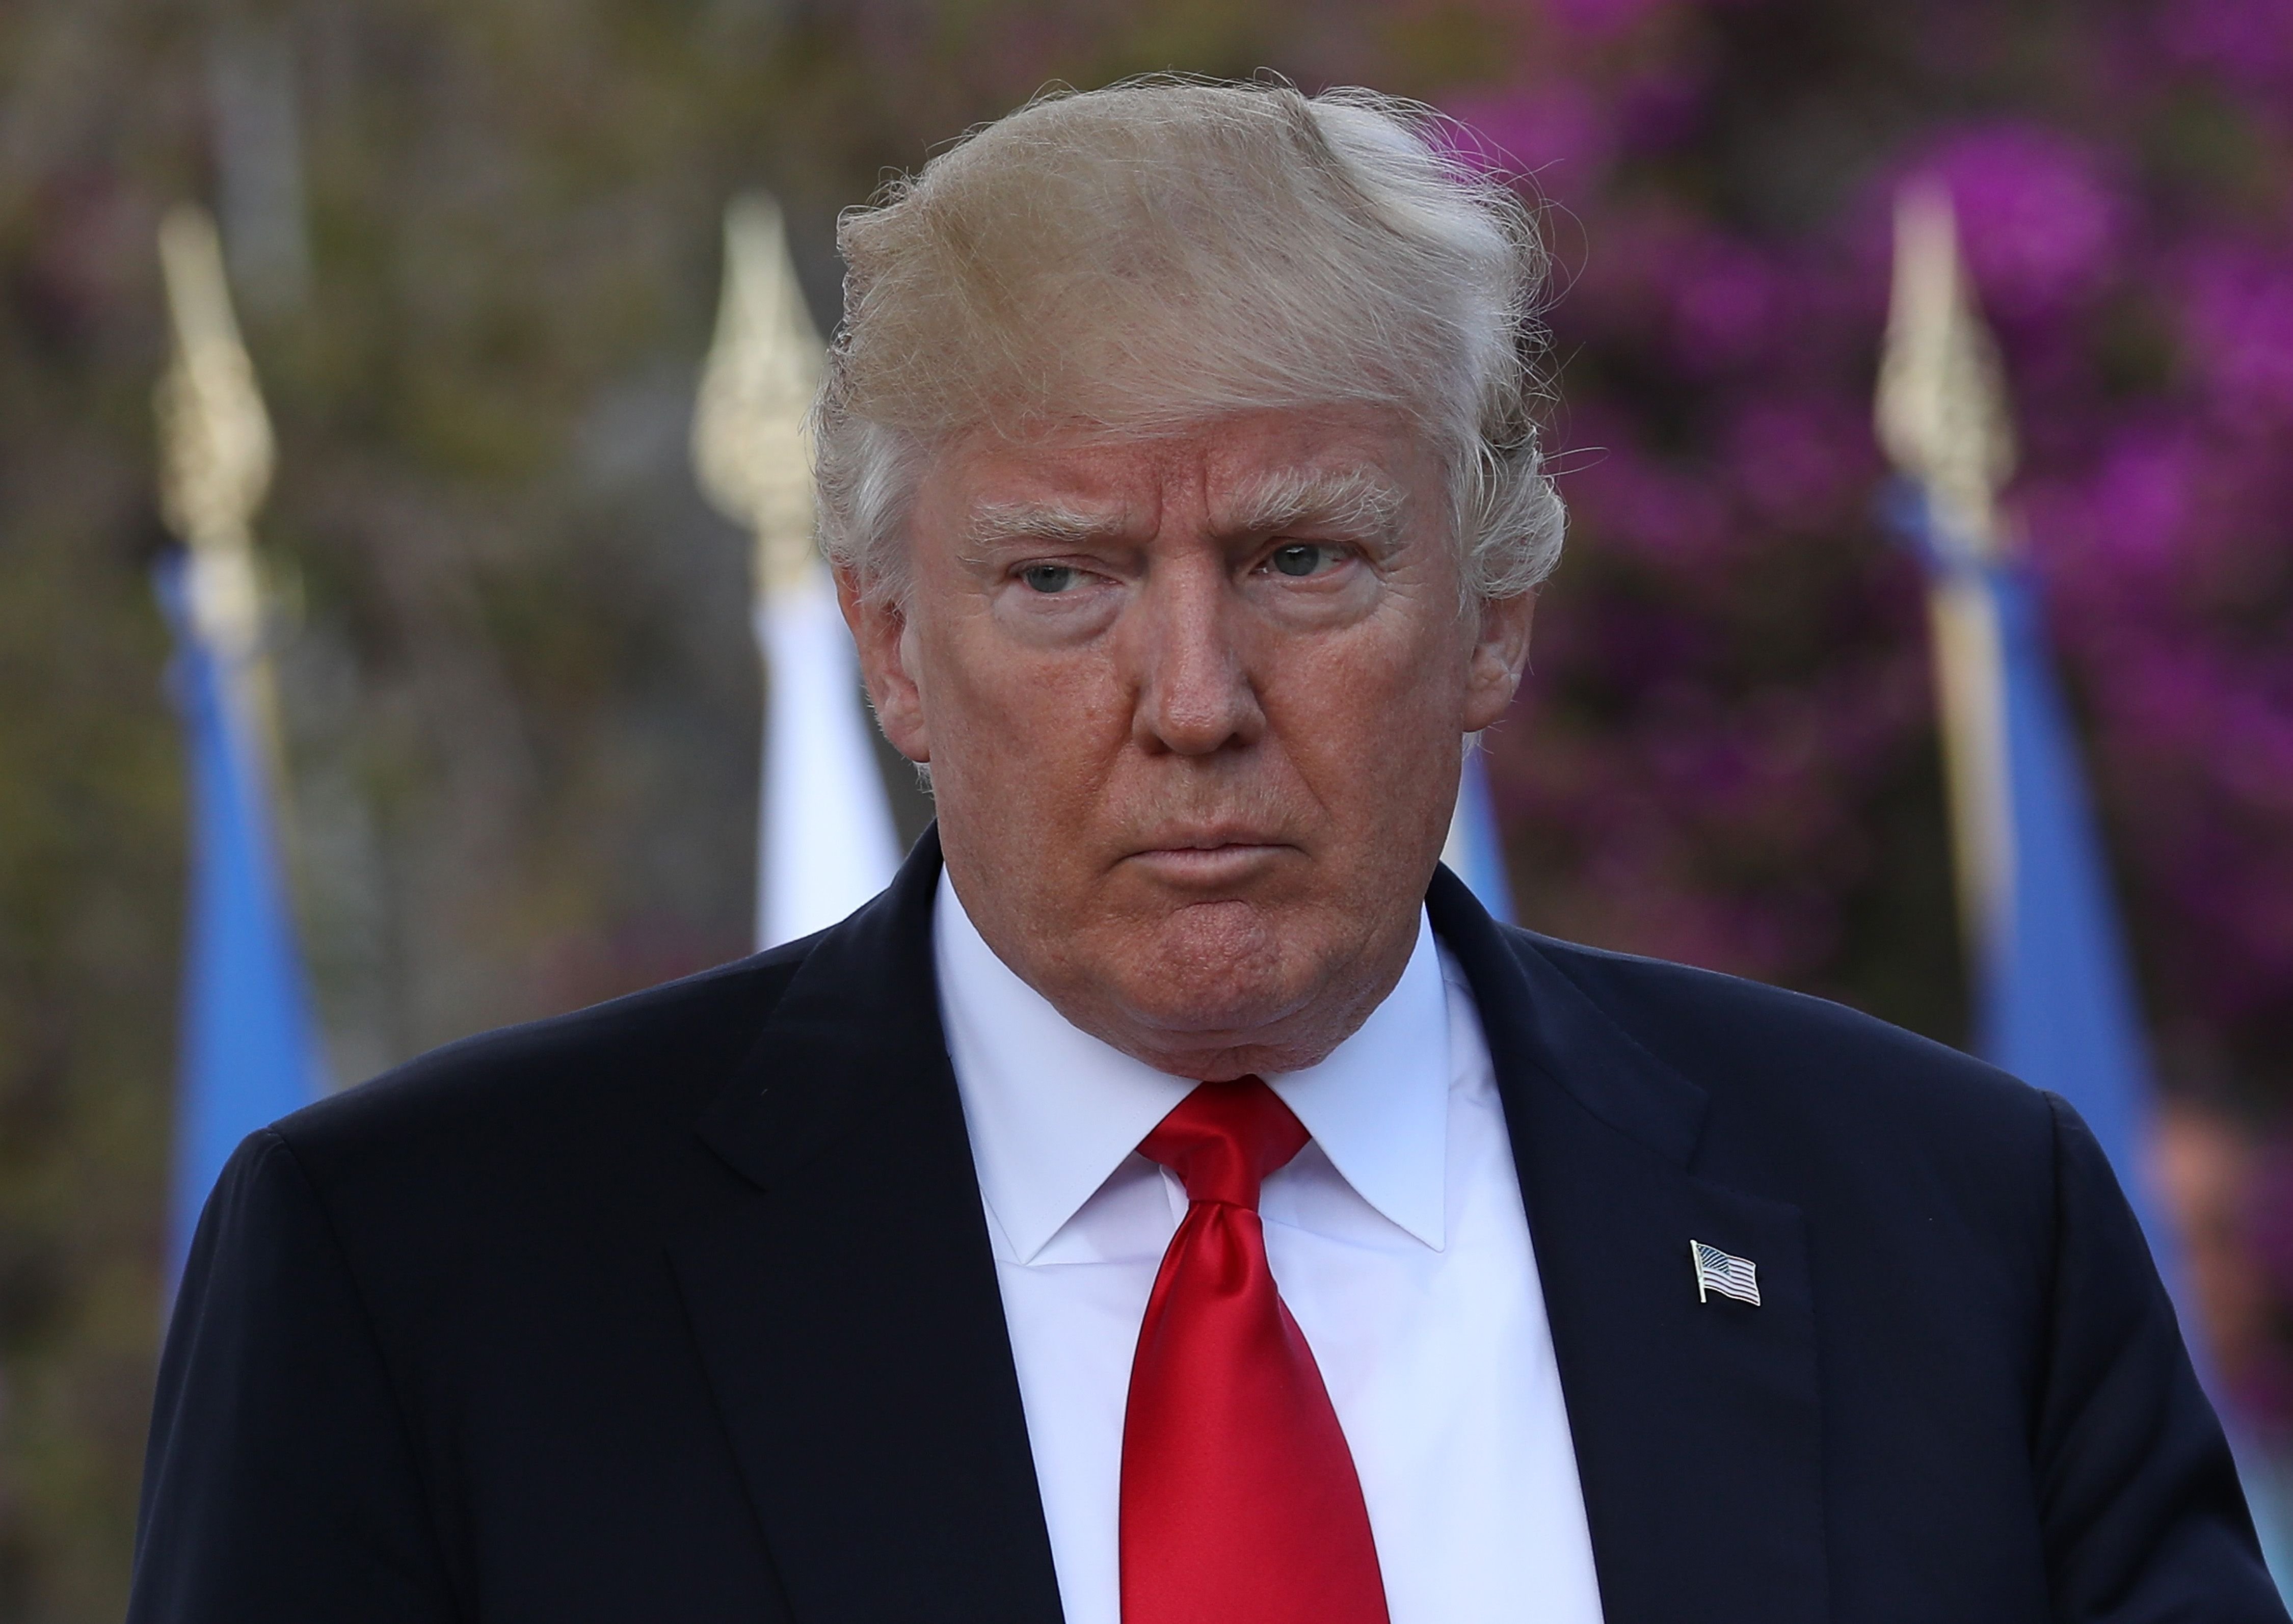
156 203 275 659
1876 178 2017 954
1875 179 2017 559
692 194 826 599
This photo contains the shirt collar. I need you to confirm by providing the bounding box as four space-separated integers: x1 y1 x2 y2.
934 869 1451 1263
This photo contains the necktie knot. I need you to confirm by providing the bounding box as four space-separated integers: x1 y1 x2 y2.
1138 1077 1310 1210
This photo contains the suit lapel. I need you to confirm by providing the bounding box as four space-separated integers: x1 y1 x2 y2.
670 831 1064 1624
1430 868 1828 1624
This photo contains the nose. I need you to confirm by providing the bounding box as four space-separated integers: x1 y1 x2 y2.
1127 554 1265 757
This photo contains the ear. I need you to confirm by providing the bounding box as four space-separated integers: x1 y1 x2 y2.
1461 590 1536 733
835 564 931 764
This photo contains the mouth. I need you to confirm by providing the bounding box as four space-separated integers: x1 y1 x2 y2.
1123 836 1296 886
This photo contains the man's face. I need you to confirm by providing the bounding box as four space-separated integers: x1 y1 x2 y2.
843 405 1533 1079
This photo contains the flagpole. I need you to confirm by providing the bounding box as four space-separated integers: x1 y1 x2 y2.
153 204 327 1287
1875 179 2178 1269
1875 183 2018 966
157 207 284 770
692 196 900 950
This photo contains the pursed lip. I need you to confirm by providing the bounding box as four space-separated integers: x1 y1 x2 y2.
1121 833 1298 882
1125 824 1294 857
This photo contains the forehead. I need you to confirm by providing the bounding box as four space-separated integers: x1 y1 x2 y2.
922 405 1441 525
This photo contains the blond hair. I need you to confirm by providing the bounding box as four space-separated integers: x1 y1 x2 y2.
813 77 1564 605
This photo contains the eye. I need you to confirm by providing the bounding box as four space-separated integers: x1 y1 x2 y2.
1266 542 1344 578
1019 563 1083 594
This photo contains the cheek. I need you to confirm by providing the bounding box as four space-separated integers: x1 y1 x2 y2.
924 621 1123 806
1262 619 1469 832
1271 609 1468 743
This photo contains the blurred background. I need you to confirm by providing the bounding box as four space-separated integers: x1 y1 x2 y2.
3 0 2291 1616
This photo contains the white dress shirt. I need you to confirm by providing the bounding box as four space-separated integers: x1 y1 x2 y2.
934 870 1605 1624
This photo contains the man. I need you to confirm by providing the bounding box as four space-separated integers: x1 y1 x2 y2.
131 79 2280 1624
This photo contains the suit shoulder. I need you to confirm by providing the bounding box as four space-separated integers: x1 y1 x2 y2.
266 943 811 1186
1508 926 2050 1146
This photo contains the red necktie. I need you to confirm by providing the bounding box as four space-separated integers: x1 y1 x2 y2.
1119 1077 1391 1624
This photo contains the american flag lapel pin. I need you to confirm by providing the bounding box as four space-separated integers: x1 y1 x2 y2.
1690 1239 1761 1307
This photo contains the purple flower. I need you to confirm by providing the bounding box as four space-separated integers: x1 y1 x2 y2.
1568 442 1735 569
2157 0 2293 94
1669 235 1782 370
1909 124 2126 320
1442 83 1616 199
1544 0 1674 41
2023 431 2193 598
2178 243 2293 427
1616 67 1709 153
1724 397 1871 529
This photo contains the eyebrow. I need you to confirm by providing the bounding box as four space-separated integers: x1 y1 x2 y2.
1221 465 1409 545
958 465 1410 554
961 499 1135 552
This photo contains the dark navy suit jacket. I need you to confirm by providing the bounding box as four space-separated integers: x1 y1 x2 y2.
130 828 2284 1622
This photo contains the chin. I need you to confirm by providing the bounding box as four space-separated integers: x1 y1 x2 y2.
1115 902 1315 1039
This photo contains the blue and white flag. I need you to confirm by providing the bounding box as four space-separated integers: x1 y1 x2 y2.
753 571 902 948
1892 485 2172 1258
154 549 326 1287
1443 747 1515 924
1970 540 2164 1243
